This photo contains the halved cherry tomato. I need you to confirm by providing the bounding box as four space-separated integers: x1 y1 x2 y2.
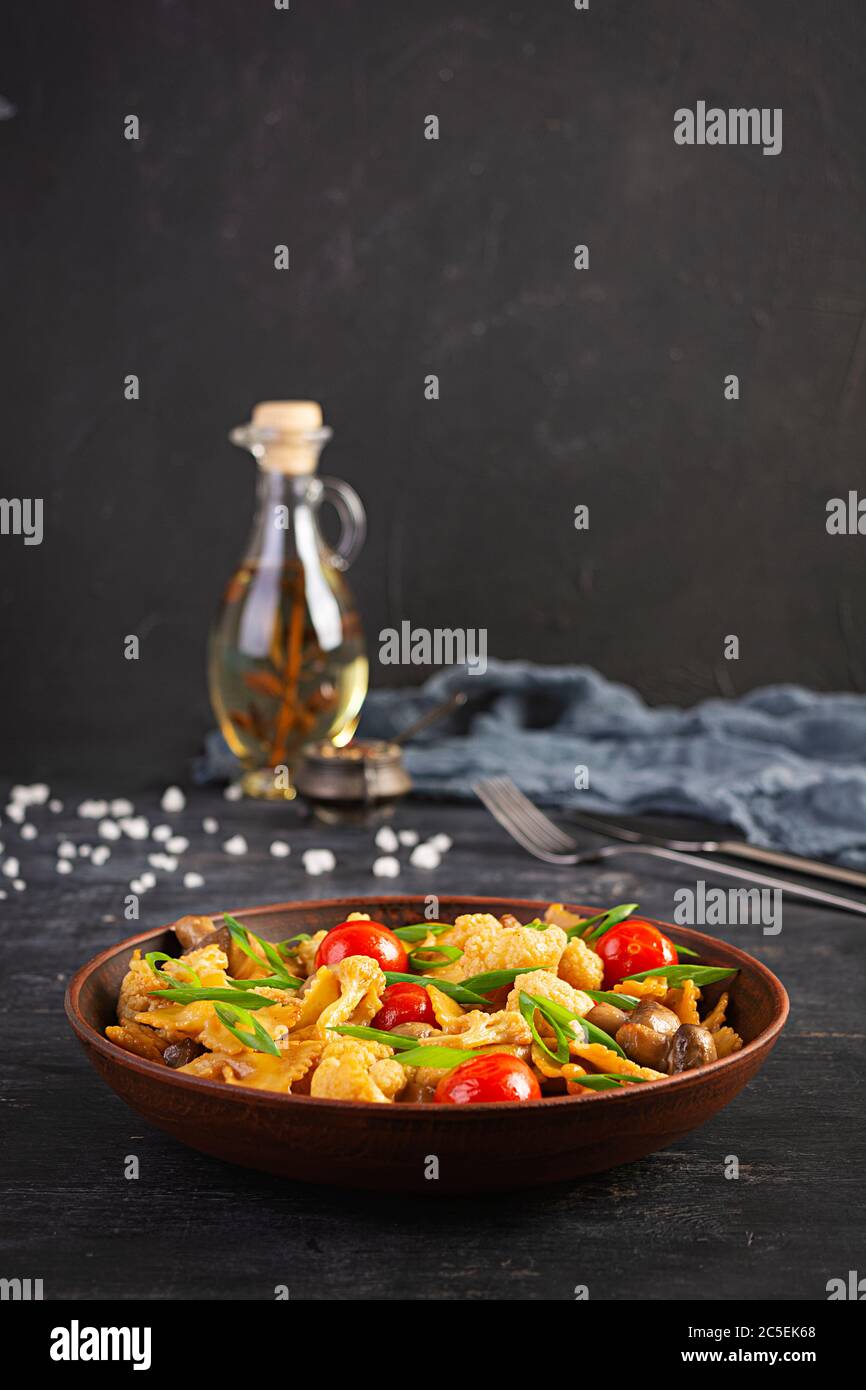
595 918 677 989
434 1053 541 1104
314 920 409 973
371 982 435 1032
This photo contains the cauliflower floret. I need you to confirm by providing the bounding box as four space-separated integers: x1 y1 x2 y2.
428 1009 532 1049
369 1057 408 1100
117 951 166 1024
438 913 503 951
310 1037 401 1102
436 922 567 983
506 969 592 1018
558 936 604 991
317 955 387 1030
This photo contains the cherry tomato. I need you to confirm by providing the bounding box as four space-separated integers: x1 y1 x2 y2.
434 1053 542 1105
314 920 409 973
595 918 677 988
371 982 435 1032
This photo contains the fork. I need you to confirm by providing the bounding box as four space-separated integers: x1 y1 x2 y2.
473 776 866 918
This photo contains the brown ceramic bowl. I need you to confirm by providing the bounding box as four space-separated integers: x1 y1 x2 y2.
66 896 788 1193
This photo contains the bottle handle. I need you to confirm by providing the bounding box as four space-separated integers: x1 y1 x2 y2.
318 477 366 571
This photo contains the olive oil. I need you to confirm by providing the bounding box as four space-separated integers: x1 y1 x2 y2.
208 402 368 797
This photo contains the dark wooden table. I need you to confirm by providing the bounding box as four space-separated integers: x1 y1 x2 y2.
2 790 862 1301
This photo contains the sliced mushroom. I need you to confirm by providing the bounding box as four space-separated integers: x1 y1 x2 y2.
172 914 217 951
667 1024 717 1074
163 1039 204 1068
390 1022 437 1041
615 999 681 1069
585 1002 630 1038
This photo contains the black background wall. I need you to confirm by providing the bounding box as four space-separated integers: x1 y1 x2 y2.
2 0 865 784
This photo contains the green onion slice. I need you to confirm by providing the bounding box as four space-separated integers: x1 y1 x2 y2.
383 972 488 1007
524 991 627 1059
223 913 298 985
329 1024 419 1052
146 984 278 1009
460 966 546 995
584 989 640 1010
408 944 463 971
144 951 202 987
518 991 572 1065
329 1027 480 1070
224 973 302 992
674 943 700 959
278 932 311 956
576 903 640 942
391 1045 480 1069
622 965 738 986
568 1073 648 1090
568 1013 627 1058
393 922 452 942
213 1002 280 1057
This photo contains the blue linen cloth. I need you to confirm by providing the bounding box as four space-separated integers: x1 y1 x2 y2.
197 661 866 867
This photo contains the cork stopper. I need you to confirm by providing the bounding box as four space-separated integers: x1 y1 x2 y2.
252 400 323 434
232 400 331 475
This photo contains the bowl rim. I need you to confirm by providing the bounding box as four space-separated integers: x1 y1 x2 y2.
65 894 789 1115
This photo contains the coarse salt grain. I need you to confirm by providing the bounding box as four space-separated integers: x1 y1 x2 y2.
12 879 25 891
302 848 336 875
79 845 92 857
91 846 111 867
20 824 37 841
374 826 399 854
57 841 76 859
56 860 73 875
5 804 25 823
203 817 219 834
372 855 400 878
152 825 173 843
166 836 189 854
148 853 177 872
110 798 134 818
269 840 290 858
398 829 419 847
98 819 122 841
78 800 108 819
130 879 145 894
2 857 20 878
140 871 156 889
119 816 150 840
49 799 63 813
184 872 205 889
224 783 243 802
12 783 49 806
161 786 186 813
223 835 248 856
429 833 453 853
409 843 441 869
